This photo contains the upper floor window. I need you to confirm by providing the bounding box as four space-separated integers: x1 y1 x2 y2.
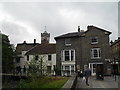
48 55 52 61
61 49 75 61
91 48 101 59
64 50 69 61
65 38 71 46
91 37 98 44
35 55 38 60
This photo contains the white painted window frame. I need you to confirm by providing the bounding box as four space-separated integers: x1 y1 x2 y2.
61 65 75 76
91 48 101 59
65 38 71 46
61 49 75 61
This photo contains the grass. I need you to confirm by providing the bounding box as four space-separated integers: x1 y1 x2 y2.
19 76 69 89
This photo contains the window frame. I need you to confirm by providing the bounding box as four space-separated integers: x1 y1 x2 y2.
61 49 75 61
65 38 71 46
48 55 52 61
91 48 101 59
91 37 98 44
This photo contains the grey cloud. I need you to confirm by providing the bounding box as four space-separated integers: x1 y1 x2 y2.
0 2 118 45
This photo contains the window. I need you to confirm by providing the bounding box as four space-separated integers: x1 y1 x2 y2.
91 37 98 44
27 55 29 61
48 55 52 61
16 57 20 63
91 48 101 59
65 51 69 61
35 55 38 60
71 50 74 61
65 66 69 71
62 50 75 61
65 38 71 46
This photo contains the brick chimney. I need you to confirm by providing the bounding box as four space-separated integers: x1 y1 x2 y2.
87 25 93 30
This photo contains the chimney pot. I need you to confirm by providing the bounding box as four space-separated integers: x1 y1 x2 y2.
23 41 26 44
34 39 36 44
78 26 80 32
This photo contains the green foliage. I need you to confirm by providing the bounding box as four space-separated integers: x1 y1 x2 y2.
19 76 69 89
27 55 47 77
1 33 15 73
54 67 61 75
41 77 68 88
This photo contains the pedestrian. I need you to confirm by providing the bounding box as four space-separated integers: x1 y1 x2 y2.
84 65 91 86
80 70 83 78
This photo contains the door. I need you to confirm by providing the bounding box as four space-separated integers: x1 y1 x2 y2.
89 63 103 76
89 63 96 76
96 64 104 80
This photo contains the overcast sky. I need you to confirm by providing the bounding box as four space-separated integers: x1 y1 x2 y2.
0 1 119 46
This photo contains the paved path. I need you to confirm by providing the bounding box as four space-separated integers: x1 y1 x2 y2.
76 76 118 89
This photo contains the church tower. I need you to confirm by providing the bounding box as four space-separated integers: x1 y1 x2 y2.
41 30 50 44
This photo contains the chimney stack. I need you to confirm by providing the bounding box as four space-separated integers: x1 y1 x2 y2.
118 37 120 40
87 25 93 30
34 39 36 45
78 26 80 32
23 41 26 44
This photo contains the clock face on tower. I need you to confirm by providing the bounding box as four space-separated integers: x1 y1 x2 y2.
41 31 50 43
42 36 49 43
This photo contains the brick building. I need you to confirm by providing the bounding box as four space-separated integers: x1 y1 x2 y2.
110 37 120 74
55 25 111 76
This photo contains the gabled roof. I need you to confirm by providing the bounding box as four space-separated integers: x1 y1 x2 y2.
16 43 37 54
54 32 84 39
54 25 111 40
111 38 120 46
25 43 56 55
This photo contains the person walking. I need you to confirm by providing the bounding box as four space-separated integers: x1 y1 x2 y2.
80 70 83 78
84 65 91 86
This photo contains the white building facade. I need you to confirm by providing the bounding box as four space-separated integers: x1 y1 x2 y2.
15 31 56 75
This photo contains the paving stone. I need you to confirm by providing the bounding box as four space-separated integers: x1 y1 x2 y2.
76 76 118 89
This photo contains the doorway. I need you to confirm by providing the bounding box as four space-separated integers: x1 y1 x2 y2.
89 63 103 76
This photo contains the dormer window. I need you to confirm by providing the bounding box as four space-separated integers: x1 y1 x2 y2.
65 38 71 46
91 37 98 44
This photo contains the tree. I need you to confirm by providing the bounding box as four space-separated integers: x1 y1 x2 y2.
1 33 15 73
27 55 47 77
